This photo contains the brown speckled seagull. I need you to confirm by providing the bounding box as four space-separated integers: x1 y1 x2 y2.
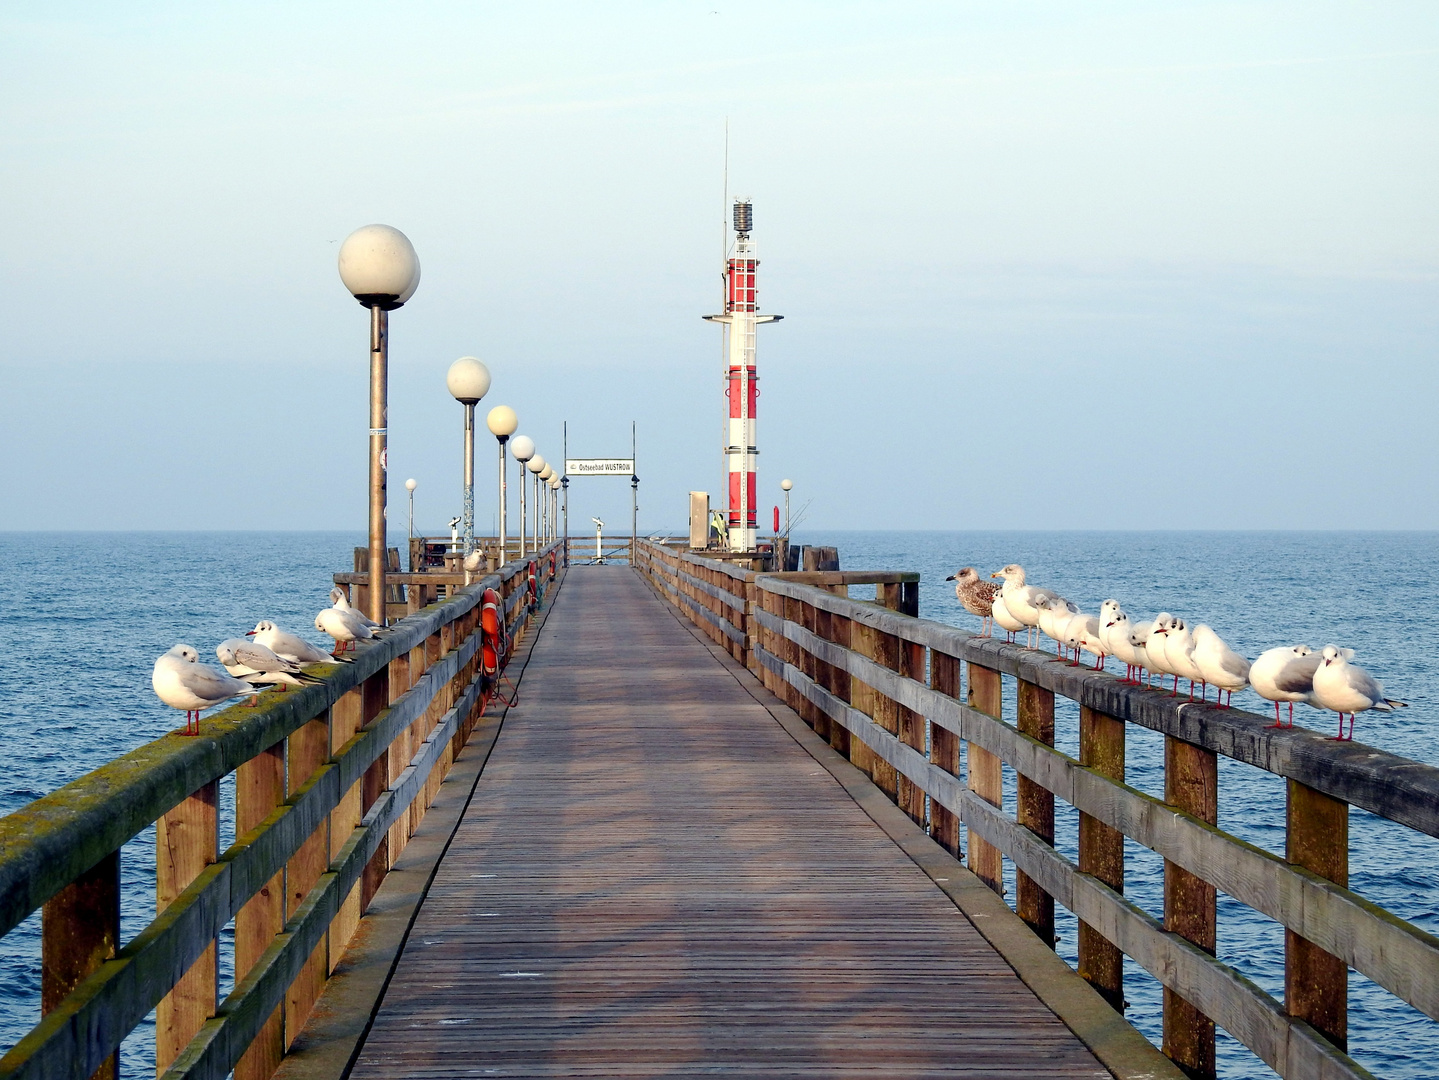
946 567 999 637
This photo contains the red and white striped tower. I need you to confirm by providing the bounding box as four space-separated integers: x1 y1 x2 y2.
704 199 781 551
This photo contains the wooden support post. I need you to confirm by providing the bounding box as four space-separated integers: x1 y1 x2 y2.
156 781 218 1072
1079 705 1125 1012
386 651 414 860
1286 780 1348 1051
1163 736 1218 1078
329 689 365 973
929 651 962 858
42 852 119 1080
234 744 285 1080
1016 680 1055 948
285 715 330 1047
360 668 390 912
850 619 898 799
827 611 852 757
897 635 926 827
798 599 828 741
966 664 1003 893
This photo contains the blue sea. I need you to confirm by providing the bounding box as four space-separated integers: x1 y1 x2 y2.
2 530 1436 1079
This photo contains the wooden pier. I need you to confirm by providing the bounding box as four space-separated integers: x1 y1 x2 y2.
5 543 1439 1079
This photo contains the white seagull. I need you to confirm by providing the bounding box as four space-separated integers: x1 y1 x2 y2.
1145 614 1178 691
1249 645 1321 728
991 565 1057 649
1065 611 1105 670
991 591 1025 644
216 638 322 692
1036 594 1081 660
1128 620 1155 685
1165 618 1205 699
1311 645 1408 741
316 607 373 654
152 644 259 735
1191 626 1250 707
247 621 349 665
1099 602 1142 684
330 587 381 629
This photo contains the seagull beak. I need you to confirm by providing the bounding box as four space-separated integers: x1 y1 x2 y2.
989 572 1001 579
945 575 955 581
245 631 256 637
1104 621 1115 628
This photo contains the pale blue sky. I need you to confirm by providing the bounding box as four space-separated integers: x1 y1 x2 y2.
2 3 1436 532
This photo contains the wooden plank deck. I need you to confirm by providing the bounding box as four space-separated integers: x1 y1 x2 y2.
348 565 1108 1078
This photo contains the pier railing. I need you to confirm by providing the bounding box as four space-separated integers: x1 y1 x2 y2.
634 539 1439 1080
0 541 563 1080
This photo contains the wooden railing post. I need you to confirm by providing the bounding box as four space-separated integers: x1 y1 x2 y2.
359 668 390 912
329 690 365 974
1079 705 1125 1012
928 651 962 859
797 598 827 739
1163 736 1218 1077
156 780 218 1070
826 610 853 758
966 664 1004 893
235 743 285 1080
850 618 898 800
1286 780 1348 1051
42 852 119 1080
285 714 330 1046
1016 680 1055 948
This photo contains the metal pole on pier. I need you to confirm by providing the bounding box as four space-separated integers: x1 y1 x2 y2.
447 357 491 557
511 436 534 559
527 455 545 556
338 224 421 625
630 420 638 564
487 406 517 566
563 422 569 564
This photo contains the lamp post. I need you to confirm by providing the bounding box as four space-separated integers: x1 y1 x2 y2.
405 478 417 553
781 478 793 535
511 436 535 559
486 406 518 566
561 476 569 563
539 464 554 543
446 357 491 557
527 455 546 555
338 223 421 625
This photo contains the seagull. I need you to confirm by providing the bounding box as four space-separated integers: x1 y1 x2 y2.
1036 594 1081 660
946 567 999 636
1145 614 1177 691
1099 602 1142 683
331 587 381 629
1165 618 1205 699
316 607 373 654
1128 620 1155 685
152 644 259 735
1311 645 1407 741
462 549 485 573
247 621 350 665
991 565 1057 648
216 638 322 692
991 591 1025 643
1249 645 1321 728
1065 611 1105 670
1191 626 1250 707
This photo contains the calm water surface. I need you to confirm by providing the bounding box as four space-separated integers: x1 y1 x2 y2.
2 530 1436 1079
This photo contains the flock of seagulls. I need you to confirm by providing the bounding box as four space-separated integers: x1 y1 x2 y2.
151 589 380 735
947 564 1407 742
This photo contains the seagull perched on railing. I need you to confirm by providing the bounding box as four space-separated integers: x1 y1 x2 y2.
152 645 259 735
1192 626 1250 707
945 568 998 636
331 587 381 629
216 638 323 692
1036 593 1080 660
1249 645 1320 728
1311 645 1407 741
247 621 351 665
990 565 1057 649
317 604 374 654
990 591 1025 643
1099 601 1141 681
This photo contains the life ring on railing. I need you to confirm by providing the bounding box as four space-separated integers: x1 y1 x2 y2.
527 560 540 612
481 587 504 676
549 550 557 578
